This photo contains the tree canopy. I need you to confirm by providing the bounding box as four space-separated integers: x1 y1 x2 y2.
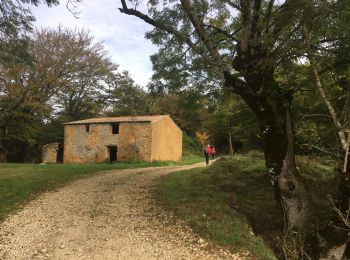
0 27 132 162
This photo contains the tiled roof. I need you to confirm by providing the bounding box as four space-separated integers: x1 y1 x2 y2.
63 115 170 125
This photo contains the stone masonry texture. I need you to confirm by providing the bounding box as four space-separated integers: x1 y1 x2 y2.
42 143 59 163
63 116 182 163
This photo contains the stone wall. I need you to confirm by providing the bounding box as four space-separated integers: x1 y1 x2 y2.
63 122 152 163
42 143 59 163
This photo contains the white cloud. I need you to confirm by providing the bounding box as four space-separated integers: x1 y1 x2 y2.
30 0 158 87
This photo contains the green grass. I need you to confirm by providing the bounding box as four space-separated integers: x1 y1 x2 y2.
0 153 202 222
156 154 336 259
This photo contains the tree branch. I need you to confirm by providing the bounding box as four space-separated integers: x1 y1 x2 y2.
203 24 239 42
118 0 225 80
302 22 348 151
223 71 258 106
179 0 226 76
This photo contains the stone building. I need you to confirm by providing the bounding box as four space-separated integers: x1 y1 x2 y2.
42 143 60 163
63 115 182 163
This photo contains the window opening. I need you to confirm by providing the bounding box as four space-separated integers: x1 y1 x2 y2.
85 124 90 133
111 123 119 134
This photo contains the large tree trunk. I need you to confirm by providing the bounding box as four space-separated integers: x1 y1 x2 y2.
253 93 313 258
260 103 312 230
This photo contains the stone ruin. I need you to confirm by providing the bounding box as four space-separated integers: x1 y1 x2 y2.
42 143 60 163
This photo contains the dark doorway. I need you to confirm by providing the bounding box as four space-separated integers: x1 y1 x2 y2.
56 143 64 163
109 146 117 163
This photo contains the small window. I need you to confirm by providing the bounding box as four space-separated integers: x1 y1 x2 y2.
111 123 119 134
85 124 90 133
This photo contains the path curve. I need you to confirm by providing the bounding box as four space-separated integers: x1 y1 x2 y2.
0 162 241 259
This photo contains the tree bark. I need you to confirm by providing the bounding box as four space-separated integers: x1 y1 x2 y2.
261 104 312 230
228 128 233 155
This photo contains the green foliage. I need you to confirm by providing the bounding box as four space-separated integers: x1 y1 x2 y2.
287 1 350 155
106 71 153 116
276 59 349 156
205 93 260 153
152 89 209 136
182 132 201 156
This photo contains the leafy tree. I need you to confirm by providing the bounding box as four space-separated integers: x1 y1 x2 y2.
31 28 118 121
106 71 153 116
119 0 311 230
0 60 52 161
0 27 118 161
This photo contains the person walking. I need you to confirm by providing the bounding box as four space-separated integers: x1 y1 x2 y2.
211 146 216 159
207 145 213 159
204 145 210 165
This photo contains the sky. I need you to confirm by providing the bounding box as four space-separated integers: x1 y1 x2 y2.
30 0 158 87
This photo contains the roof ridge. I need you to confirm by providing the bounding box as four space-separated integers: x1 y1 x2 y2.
63 115 170 125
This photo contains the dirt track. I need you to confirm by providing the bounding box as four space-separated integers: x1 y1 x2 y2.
0 162 242 259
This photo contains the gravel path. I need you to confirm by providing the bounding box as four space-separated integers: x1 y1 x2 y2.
0 162 242 260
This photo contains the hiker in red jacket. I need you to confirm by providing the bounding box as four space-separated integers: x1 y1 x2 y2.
207 145 213 157
204 144 212 165
211 146 216 159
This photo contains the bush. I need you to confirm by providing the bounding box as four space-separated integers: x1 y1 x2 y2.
244 149 265 160
182 133 201 155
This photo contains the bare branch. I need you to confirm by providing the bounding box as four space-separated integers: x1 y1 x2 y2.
66 0 81 18
203 24 239 42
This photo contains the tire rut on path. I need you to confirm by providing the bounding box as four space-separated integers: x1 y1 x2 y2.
0 163 242 259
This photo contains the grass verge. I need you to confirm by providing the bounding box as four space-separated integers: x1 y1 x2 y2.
0 153 202 222
156 154 336 259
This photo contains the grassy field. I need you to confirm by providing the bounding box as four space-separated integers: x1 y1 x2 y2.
0 153 202 222
156 153 337 259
